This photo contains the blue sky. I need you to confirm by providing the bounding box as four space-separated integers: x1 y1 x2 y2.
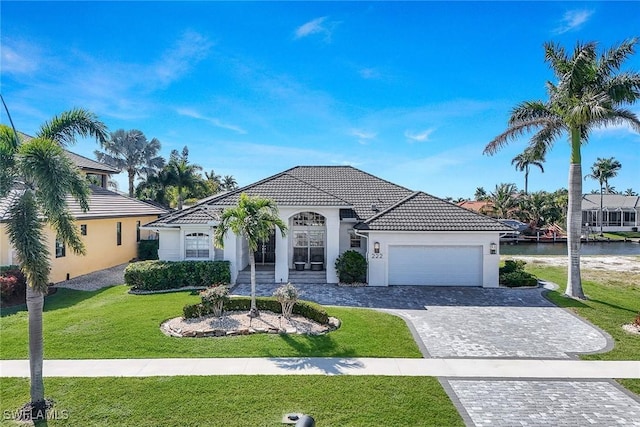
2 1 639 199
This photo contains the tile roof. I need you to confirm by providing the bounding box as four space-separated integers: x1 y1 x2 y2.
67 185 168 219
582 194 639 210
0 187 25 221
144 166 511 232
356 192 514 232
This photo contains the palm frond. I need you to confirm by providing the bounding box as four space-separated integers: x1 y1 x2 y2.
5 191 50 292
37 108 108 146
598 38 637 78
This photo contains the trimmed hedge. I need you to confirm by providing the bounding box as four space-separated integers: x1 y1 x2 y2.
335 250 367 283
124 260 231 291
183 296 330 325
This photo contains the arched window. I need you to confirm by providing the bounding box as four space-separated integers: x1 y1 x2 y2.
185 232 209 258
292 212 325 226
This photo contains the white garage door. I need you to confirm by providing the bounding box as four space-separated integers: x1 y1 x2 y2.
388 245 483 286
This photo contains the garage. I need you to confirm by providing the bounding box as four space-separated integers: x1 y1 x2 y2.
388 245 483 286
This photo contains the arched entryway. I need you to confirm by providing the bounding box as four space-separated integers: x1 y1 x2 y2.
291 211 326 269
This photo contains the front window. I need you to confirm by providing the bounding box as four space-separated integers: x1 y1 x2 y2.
80 224 87 236
350 232 361 248
185 233 210 258
55 237 66 258
116 222 122 246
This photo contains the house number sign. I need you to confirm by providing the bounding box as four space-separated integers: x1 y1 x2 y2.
371 253 383 259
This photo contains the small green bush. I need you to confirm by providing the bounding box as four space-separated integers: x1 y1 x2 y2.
499 259 538 287
124 260 231 291
335 250 367 283
138 240 159 260
200 284 230 317
183 296 329 324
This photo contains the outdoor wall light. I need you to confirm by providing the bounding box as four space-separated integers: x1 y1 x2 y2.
373 241 380 254
490 242 497 255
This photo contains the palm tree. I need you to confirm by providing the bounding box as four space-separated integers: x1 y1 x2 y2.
214 194 287 317
490 183 519 218
0 107 108 417
205 169 222 194
474 187 489 201
585 157 623 235
624 188 638 196
166 146 203 209
484 39 640 299
511 147 545 194
94 129 164 197
222 175 238 191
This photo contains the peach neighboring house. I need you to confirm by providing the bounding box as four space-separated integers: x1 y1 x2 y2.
0 138 167 283
457 200 498 217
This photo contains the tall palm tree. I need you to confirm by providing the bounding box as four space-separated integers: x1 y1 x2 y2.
474 187 489 201
94 129 164 197
490 183 519 218
222 175 238 191
166 146 203 209
0 108 108 417
624 188 638 196
205 169 222 194
511 147 545 194
214 193 287 317
585 157 623 235
484 39 640 299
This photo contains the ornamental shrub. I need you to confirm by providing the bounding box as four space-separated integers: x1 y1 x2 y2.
124 260 231 291
273 283 299 319
137 240 159 260
0 268 26 302
183 296 329 324
334 250 367 283
499 259 538 287
200 284 230 317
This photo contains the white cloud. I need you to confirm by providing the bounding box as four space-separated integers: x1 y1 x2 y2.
294 16 339 41
177 107 247 134
404 129 435 143
1 42 40 75
153 31 213 86
349 129 377 145
359 67 381 79
553 9 593 34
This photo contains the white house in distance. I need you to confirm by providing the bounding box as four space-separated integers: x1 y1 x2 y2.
142 166 513 287
582 194 640 232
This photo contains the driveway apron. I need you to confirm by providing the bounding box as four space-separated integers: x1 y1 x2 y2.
233 282 640 426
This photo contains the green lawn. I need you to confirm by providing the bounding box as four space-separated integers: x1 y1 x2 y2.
525 264 640 394
604 231 640 240
0 286 422 359
0 376 463 427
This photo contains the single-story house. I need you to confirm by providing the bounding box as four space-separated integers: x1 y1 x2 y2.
582 194 639 232
0 144 168 283
143 166 512 287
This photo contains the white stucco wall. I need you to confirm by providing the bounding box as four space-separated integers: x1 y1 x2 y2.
365 231 501 288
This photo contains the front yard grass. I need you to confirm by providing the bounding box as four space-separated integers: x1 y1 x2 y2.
525 263 640 394
0 285 422 359
0 376 463 426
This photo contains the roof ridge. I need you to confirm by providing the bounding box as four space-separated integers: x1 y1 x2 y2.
66 150 120 173
289 165 414 193
204 170 291 205
364 191 422 223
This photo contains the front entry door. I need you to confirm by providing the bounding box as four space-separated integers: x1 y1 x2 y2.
254 231 276 264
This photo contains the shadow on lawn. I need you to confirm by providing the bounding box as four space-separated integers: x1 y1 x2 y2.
1 287 114 317
275 332 358 358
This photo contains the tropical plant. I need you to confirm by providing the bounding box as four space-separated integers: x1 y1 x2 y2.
94 129 164 197
214 194 287 317
204 169 222 194
489 183 519 218
334 250 367 284
585 157 623 235
200 284 230 317
484 39 640 299
166 146 204 209
516 191 563 228
135 167 175 207
273 283 299 319
511 146 545 194
624 188 638 196
222 175 238 191
474 187 489 201
0 106 108 418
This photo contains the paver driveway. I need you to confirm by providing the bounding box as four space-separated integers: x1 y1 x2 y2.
233 282 640 426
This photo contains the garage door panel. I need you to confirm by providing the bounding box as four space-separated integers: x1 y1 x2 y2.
388 245 482 286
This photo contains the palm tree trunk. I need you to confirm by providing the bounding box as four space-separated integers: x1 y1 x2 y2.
566 130 585 299
128 169 135 197
26 284 46 411
248 250 259 317
599 185 604 236
524 165 529 194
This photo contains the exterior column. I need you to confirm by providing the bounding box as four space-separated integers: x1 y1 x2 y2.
275 225 289 284
325 212 340 284
224 233 238 284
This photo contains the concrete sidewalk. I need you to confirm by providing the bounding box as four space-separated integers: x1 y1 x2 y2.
2 358 639 378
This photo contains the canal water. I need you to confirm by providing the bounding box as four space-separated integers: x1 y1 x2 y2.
500 241 640 256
